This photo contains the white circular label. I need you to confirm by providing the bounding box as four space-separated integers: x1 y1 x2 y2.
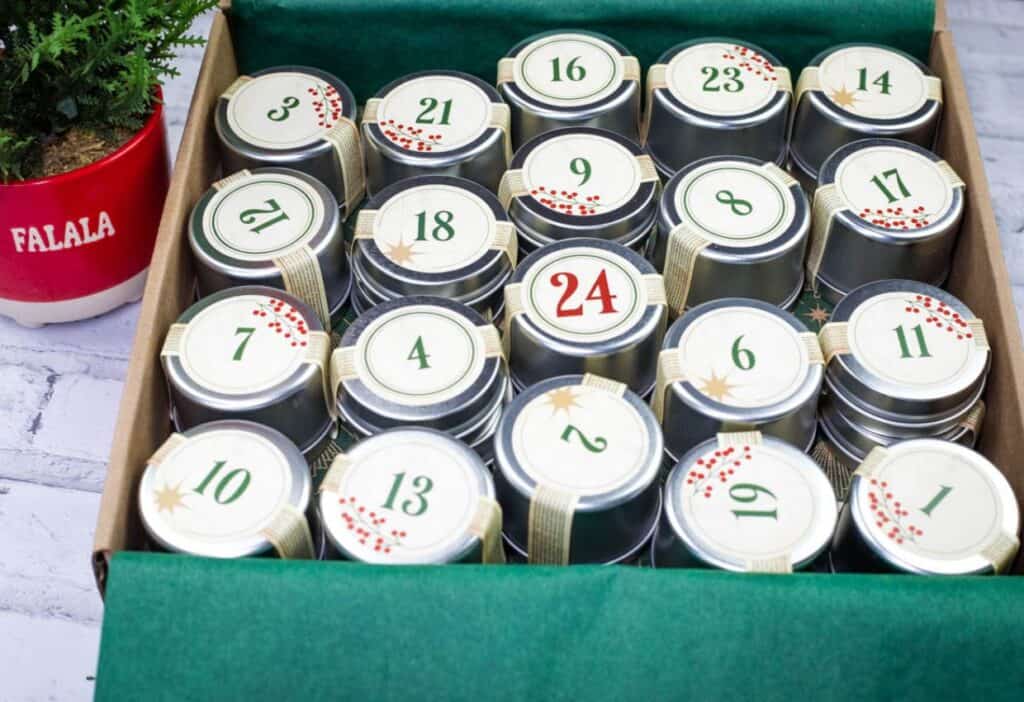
202 173 325 260
322 439 481 563
847 291 985 391
376 75 492 153
355 305 486 406
522 247 647 343
522 133 642 217
371 184 496 273
513 33 625 106
512 382 650 496
835 145 953 232
679 442 834 564
145 430 293 545
674 160 795 247
179 294 310 395
818 46 930 119
226 71 345 150
856 443 1015 572
666 42 782 116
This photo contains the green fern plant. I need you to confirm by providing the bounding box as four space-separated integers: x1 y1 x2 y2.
0 0 217 181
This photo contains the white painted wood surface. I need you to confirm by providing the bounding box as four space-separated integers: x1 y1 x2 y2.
1 3 1021 698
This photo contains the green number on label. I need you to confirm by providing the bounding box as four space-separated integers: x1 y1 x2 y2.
701 66 744 93
715 189 753 216
920 485 953 517
857 68 893 95
416 97 453 125
550 56 586 82
870 168 911 204
569 157 591 186
381 472 434 517
893 324 932 359
194 460 252 505
729 482 778 520
560 424 608 453
414 210 456 241
730 335 756 370
267 95 300 122
407 335 431 370
239 198 290 234
232 326 256 361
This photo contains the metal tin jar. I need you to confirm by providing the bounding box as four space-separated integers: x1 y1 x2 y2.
331 296 507 462
189 167 351 328
832 440 1020 575
215 66 365 216
653 298 823 462
161 286 335 459
807 139 965 304
652 432 837 572
361 71 510 196
503 238 667 395
318 428 505 564
642 39 792 177
498 127 659 255
139 420 314 559
493 374 663 564
790 44 943 190
497 30 641 148
351 175 516 320
650 156 809 314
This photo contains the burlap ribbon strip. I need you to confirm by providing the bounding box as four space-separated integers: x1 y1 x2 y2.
498 154 659 212
470 497 507 564
651 347 684 423
354 209 518 267
147 432 189 466
794 66 942 112
527 484 578 565
582 372 627 397
958 400 986 442
220 75 252 100
501 282 525 359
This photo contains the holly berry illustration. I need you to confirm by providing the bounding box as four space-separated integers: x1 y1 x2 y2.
306 83 342 129
382 119 443 151
867 478 923 544
902 295 973 341
251 298 309 347
338 495 407 554
686 445 754 498
857 204 934 230
719 45 780 83
530 186 603 216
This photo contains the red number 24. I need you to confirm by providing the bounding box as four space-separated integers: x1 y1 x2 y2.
550 269 619 318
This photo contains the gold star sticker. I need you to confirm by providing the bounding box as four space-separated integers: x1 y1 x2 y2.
804 304 830 326
699 370 738 402
828 85 859 109
544 387 581 414
153 482 188 514
384 239 417 266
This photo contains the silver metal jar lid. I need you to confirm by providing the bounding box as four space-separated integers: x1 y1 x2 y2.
332 295 507 435
318 427 504 564
652 156 809 314
351 175 516 315
503 238 667 394
818 279 991 421
657 431 837 572
214 66 364 215
790 44 942 182
493 373 663 564
139 420 313 559
497 31 641 148
361 71 511 196
499 127 659 249
807 139 965 304
653 298 823 461
189 167 351 328
161 286 334 454
642 38 792 176
835 440 1020 574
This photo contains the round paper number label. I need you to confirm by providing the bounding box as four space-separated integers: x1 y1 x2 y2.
226 71 344 150
356 305 485 406
522 133 642 216
180 294 310 395
675 160 795 247
513 382 649 496
523 248 646 343
372 184 496 273
847 291 985 390
818 46 931 119
514 33 624 106
677 306 811 408
377 75 491 153
203 173 324 260
666 42 782 116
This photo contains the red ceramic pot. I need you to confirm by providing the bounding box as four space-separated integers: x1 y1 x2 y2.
0 92 170 326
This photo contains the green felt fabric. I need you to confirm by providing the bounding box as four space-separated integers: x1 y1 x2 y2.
97 551 1024 701
228 0 936 102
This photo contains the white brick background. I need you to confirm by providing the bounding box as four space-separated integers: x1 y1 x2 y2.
1 2 1022 698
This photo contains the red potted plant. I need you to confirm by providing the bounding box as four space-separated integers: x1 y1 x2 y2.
0 0 216 326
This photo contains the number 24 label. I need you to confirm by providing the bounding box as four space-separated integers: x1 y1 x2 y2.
549 269 619 318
